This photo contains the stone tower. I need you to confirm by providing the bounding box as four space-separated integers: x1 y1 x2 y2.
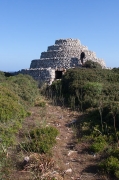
19 38 106 84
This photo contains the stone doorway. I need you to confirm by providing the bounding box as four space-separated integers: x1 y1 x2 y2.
55 71 63 79
80 52 85 64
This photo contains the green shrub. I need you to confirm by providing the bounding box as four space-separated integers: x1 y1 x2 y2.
84 82 103 95
7 74 39 105
90 136 107 152
0 86 26 122
115 170 119 178
99 156 119 174
83 60 102 69
0 74 39 148
58 68 119 111
21 126 59 153
111 148 119 159
0 151 13 179
0 71 6 82
112 67 119 74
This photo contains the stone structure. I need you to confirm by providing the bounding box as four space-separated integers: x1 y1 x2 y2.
18 38 106 84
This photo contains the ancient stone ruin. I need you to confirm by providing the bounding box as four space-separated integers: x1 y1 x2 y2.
19 38 106 84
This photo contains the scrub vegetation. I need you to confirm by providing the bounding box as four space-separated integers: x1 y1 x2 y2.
0 72 58 180
1 60 119 179
44 61 119 179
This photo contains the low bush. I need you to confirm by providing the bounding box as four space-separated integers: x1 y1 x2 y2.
0 151 13 180
21 126 59 153
5 74 39 106
0 71 6 82
0 85 27 147
90 136 107 152
35 98 46 107
110 148 119 159
43 67 119 179
0 73 39 148
49 68 119 111
99 156 119 177
0 85 27 122
83 60 102 69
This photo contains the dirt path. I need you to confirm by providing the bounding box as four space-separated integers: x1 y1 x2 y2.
12 102 113 180
42 103 108 180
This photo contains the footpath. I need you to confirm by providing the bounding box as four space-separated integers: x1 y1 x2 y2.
11 102 111 180
41 103 107 180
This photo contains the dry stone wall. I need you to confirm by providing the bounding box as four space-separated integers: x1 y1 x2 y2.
30 38 106 69
18 68 55 85
18 38 106 84
30 57 80 69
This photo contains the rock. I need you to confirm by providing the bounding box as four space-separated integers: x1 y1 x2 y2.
68 150 77 156
24 156 30 163
65 162 70 165
22 156 30 167
65 168 72 173
93 154 96 157
56 137 61 140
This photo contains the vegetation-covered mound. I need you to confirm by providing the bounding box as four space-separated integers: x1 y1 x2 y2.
0 73 39 147
0 72 59 179
51 68 119 109
48 67 119 178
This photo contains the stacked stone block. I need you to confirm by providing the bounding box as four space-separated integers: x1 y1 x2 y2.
18 38 106 84
30 38 106 70
18 68 55 85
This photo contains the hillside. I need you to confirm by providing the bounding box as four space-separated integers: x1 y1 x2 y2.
1 67 119 179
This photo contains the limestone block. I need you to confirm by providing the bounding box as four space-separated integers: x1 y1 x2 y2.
19 38 106 84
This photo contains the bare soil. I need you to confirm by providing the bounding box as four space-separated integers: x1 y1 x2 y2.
44 104 108 180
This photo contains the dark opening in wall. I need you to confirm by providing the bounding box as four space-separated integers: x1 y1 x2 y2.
80 52 85 64
55 71 62 79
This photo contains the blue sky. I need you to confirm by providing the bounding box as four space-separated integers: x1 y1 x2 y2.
0 0 119 71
